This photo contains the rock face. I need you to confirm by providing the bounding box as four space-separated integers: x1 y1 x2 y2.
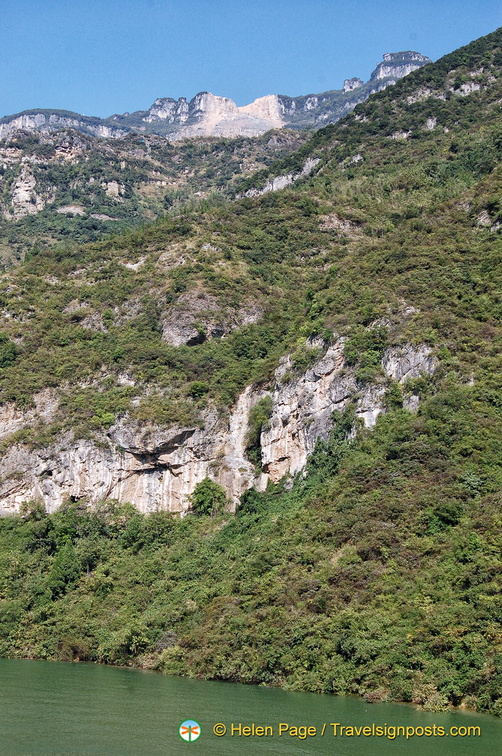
0 390 59 440
0 339 436 516
0 51 431 141
168 93 285 139
160 291 262 347
0 112 126 140
240 157 320 198
259 340 436 480
343 78 364 93
371 52 431 82
7 167 48 219
143 97 190 124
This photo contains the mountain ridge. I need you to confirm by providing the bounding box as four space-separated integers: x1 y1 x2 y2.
0 51 430 141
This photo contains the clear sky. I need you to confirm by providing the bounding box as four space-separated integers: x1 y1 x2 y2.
1 0 501 118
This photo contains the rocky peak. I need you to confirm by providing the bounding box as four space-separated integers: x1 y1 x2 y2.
189 92 239 119
144 96 189 123
343 77 363 93
370 51 431 81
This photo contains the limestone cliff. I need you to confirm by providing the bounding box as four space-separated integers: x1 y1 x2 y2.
0 112 126 140
0 51 430 141
0 339 436 515
171 93 285 139
240 157 320 198
371 52 431 82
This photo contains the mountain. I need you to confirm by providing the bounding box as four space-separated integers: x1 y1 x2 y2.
0 51 429 267
0 128 306 266
0 28 499 512
0 52 430 141
0 29 500 715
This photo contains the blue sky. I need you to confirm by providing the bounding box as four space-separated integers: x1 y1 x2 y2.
1 1 501 118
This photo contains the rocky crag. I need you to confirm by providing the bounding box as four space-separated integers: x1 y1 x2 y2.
0 338 435 515
0 52 430 141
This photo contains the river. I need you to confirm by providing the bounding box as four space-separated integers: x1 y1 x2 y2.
0 659 499 755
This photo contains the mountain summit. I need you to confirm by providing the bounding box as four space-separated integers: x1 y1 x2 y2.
0 51 430 141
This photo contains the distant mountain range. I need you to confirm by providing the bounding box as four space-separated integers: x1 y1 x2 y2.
0 52 431 140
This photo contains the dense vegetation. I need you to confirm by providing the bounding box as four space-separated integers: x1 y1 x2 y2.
0 129 305 266
0 29 501 714
0 399 500 713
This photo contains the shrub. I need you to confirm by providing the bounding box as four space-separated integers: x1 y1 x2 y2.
344 326 388 367
189 478 227 516
0 332 18 368
188 381 209 399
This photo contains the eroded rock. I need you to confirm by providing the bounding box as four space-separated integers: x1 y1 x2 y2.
0 340 437 514
161 292 262 346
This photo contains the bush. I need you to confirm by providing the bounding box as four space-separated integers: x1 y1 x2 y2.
188 381 209 399
189 478 227 516
0 332 18 368
344 326 388 367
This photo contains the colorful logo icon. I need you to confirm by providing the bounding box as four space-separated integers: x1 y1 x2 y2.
179 720 201 742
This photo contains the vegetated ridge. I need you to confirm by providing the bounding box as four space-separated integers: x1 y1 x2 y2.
0 29 500 715
0 128 306 267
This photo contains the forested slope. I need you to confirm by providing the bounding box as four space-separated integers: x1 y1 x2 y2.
0 129 305 267
0 29 500 714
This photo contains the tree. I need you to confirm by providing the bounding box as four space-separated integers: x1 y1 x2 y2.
48 539 81 597
189 478 227 516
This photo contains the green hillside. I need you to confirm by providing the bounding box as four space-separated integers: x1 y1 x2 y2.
0 129 305 267
0 29 500 714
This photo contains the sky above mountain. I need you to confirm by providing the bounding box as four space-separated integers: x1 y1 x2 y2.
1 0 501 118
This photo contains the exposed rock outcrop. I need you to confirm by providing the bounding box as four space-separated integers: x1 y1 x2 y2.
161 291 262 346
240 157 320 198
173 93 285 139
260 340 436 480
0 339 436 515
6 167 48 219
143 97 190 124
0 390 59 442
0 112 127 140
371 52 431 82
343 78 363 93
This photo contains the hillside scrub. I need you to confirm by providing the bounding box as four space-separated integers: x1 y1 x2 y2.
0 130 306 267
0 27 500 714
0 398 500 713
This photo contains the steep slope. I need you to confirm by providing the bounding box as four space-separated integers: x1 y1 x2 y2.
0 28 500 510
0 52 430 141
0 129 305 266
0 29 500 714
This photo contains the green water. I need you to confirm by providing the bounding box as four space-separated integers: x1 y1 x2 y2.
0 659 499 755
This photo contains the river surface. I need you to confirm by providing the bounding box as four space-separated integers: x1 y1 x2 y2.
0 659 499 755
